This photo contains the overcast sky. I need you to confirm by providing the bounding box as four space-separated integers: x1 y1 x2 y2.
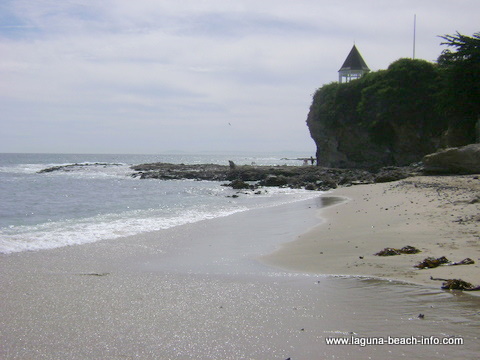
1 0 478 154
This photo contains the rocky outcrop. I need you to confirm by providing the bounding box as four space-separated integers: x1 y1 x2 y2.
307 111 390 169
423 144 480 174
38 162 122 173
305 58 470 170
130 162 420 191
306 108 440 170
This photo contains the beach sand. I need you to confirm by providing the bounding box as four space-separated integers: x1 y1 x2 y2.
262 175 480 288
1 177 480 359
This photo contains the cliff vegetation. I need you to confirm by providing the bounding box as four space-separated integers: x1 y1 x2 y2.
307 32 480 169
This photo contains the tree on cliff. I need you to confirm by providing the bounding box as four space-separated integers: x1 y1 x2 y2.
358 58 445 146
437 32 480 144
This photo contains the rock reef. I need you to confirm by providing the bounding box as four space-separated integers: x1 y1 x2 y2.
38 162 123 173
130 162 421 191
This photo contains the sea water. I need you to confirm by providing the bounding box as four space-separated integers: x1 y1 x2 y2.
0 152 319 254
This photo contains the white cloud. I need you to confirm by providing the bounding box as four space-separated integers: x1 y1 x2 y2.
0 0 479 153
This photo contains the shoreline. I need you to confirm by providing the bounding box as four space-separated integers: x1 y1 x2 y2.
0 196 327 279
261 175 480 290
2 179 480 359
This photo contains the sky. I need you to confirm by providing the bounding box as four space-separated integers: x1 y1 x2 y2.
1 0 479 155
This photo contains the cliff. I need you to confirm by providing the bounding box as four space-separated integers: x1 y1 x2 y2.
306 58 476 169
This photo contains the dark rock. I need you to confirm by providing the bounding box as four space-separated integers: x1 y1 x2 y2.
38 162 122 173
129 161 402 191
259 175 289 187
225 179 252 190
423 144 480 174
375 168 414 183
317 178 338 190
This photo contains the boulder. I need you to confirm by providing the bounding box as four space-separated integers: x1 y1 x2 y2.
423 144 480 174
259 175 289 187
374 167 414 183
226 179 252 190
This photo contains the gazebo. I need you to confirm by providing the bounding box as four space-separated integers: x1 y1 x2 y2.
338 45 370 83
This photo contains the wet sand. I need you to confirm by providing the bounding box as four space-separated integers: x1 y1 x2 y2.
1 181 480 359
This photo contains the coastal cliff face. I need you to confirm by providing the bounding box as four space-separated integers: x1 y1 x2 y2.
307 104 391 169
306 58 475 169
307 106 439 169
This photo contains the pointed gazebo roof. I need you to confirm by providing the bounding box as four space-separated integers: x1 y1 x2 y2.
339 45 370 72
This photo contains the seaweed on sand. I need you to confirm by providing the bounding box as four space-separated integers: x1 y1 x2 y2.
414 256 449 269
374 245 421 256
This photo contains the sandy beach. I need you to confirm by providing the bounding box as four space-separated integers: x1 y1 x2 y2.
1 175 480 359
263 175 480 288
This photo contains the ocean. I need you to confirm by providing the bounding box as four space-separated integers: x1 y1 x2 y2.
0 152 319 254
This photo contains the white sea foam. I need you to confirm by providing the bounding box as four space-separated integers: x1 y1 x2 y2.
0 163 47 174
0 206 247 254
0 189 321 254
0 162 132 179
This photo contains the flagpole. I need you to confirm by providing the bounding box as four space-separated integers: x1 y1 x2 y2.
413 14 416 59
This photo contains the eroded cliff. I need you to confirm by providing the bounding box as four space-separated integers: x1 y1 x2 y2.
307 58 477 169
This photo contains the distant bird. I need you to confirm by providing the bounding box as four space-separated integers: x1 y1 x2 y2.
228 122 232 126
